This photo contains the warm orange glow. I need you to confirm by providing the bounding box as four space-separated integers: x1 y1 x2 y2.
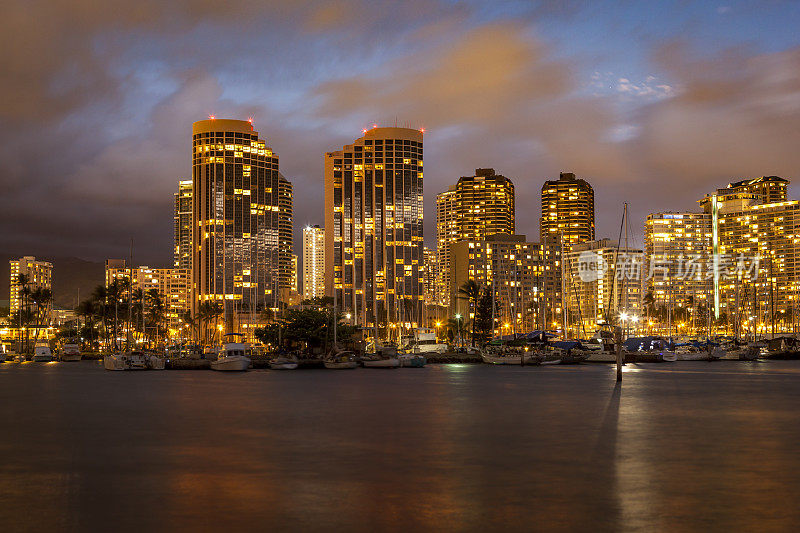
209 114 216 120
420 127 425 133
247 117 253 123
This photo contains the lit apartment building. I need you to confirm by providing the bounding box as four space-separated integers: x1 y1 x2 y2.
540 172 595 323
698 177 800 336
302 225 325 301
451 234 544 335
10 256 53 315
421 246 439 307
174 180 193 269
105 261 190 331
290 254 298 293
192 118 293 327
644 212 713 316
435 168 515 308
435 187 458 307
324 126 424 329
563 239 643 337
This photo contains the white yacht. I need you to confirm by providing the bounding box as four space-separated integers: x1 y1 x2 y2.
59 342 82 361
210 342 251 372
32 343 55 362
409 328 448 354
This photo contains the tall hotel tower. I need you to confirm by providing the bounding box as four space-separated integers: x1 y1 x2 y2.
324 127 424 329
540 172 595 322
436 168 515 307
174 180 193 269
192 118 293 325
302 225 325 301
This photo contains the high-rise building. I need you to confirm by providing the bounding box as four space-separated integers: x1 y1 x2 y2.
191 118 293 328
302 225 325 301
324 126 424 329
10 256 53 315
436 168 515 308
290 254 298 293
644 212 713 314
563 239 643 337
174 180 193 269
421 246 439 307
451 234 544 335
698 177 799 336
540 172 595 325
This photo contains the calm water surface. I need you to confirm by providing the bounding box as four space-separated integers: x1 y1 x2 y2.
2 360 800 532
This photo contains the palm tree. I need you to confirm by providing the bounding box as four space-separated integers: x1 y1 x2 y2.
458 279 482 347
91 284 110 351
75 298 98 349
14 273 31 353
29 287 52 351
145 289 165 345
180 310 196 342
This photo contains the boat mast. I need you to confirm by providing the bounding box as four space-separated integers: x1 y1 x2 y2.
623 202 629 340
560 231 567 339
127 239 133 351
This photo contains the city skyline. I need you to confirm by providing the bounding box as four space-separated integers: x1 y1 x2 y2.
2 2 799 265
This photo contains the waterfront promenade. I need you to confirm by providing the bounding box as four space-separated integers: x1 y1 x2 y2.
1 361 799 531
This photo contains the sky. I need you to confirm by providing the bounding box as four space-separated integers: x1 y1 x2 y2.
2 0 800 265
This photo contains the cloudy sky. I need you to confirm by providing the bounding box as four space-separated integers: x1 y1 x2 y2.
2 0 800 265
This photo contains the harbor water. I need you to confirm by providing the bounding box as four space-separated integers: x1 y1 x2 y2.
1 361 800 531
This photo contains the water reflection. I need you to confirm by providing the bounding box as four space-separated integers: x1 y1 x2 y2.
1 362 800 530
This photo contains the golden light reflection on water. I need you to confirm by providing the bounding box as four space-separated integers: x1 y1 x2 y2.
1 361 800 530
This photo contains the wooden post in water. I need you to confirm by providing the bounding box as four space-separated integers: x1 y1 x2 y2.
615 326 623 382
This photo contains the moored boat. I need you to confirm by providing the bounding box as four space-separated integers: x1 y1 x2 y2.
269 355 299 370
398 354 427 367
362 356 400 368
145 352 166 370
32 343 55 362
324 351 358 369
59 342 82 361
210 342 251 372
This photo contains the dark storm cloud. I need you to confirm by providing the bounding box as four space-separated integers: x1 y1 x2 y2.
0 1 798 263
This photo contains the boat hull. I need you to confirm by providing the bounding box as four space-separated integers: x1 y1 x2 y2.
633 351 676 363
146 355 166 370
398 354 427 368
324 361 357 369
269 362 299 370
103 355 127 371
210 356 251 371
32 355 55 362
362 358 400 368
60 354 82 361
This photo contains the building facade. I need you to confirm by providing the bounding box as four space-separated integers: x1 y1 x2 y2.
174 180 193 270
191 118 293 328
105 261 190 330
435 168 515 308
698 176 799 336
540 172 595 325
563 239 643 337
324 127 424 330
422 246 439 307
644 212 713 325
302 225 325 301
451 234 544 336
10 256 53 315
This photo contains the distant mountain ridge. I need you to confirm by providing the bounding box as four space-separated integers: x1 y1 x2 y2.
1 255 105 310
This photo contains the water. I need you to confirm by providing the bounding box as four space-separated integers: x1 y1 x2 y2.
2 361 800 531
